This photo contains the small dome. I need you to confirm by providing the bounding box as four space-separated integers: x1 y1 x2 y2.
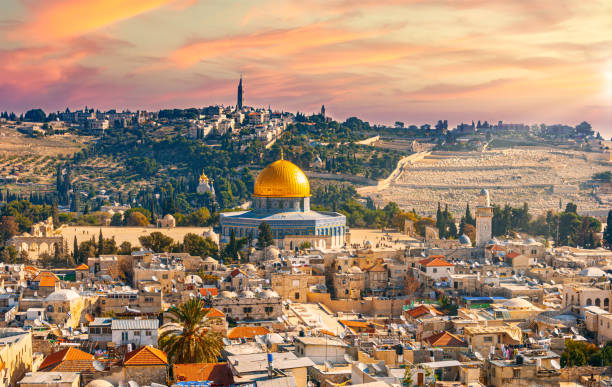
349 266 362 274
487 239 498 245
163 214 175 221
259 289 279 298
480 188 489 196
185 275 203 285
241 290 256 298
254 159 310 198
44 289 80 302
459 234 471 245
265 245 280 255
203 229 219 243
526 238 537 244
265 333 284 344
219 291 237 299
579 267 607 277
244 264 257 272
502 298 536 309
86 380 114 387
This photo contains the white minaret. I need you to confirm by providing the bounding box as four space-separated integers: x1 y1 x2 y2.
475 188 493 247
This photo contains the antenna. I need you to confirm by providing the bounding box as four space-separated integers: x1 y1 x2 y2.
223 338 232 346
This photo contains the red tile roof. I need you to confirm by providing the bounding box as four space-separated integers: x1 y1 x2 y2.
174 363 233 386
405 305 444 318
75 264 89 270
34 271 59 281
227 326 270 339
419 257 454 267
203 308 225 318
506 252 521 259
124 346 168 366
423 331 467 347
199 288 218 297
38 276 56 287
39 347 94 372
366 263 386 272
230 269 247 278
487 245 505 251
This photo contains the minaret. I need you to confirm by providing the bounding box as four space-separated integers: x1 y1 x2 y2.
237 75 243 110
475 188 493 247
321 105 326 118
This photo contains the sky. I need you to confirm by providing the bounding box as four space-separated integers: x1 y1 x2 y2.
1 0 612 134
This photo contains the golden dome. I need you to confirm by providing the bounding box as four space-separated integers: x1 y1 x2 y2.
254 159 310 197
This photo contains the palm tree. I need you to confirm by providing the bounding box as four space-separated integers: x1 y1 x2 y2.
158 298 223 364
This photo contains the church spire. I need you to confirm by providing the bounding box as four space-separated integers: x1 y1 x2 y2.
236 74 243 110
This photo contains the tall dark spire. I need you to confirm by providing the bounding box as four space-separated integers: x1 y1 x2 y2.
237 74 243 110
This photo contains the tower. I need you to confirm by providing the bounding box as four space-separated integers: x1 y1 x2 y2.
321 105 326 117
236 75 243 110
475 188 492 247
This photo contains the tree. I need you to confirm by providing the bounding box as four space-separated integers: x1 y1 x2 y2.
73 236 79 261
257 222 274 249
464 203 475 226
187 208 211 226
158 298 223 364
125 211 149 226
0 216 18 243
183 233 218 257
98 229 104 256
110 212 123 226
24 109 46 122
604 210 612 249
139 232 174 252
118 241 133 255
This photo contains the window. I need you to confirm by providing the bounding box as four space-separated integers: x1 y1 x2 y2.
243 307 253 313
484 336 493 343
265 306 274 313
162 274 169 279
295 292 300 300
134 331 140 336
432 268 437 273
121 332 128 342
146 331 152 336
513 369 520 378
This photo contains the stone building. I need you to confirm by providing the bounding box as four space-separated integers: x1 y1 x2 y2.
122 346 168 386
157 214 176 228
213 289 282 322
43 289 87 328
475 189 493 247
7 217 64 261
270 272 311 302
0 328 33 387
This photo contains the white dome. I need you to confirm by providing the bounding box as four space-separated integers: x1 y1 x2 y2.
219 291 237 299
185 275 203 285
204 229 219 243
265 333 284 344
163 214 175 221
265 245 280 256
579 267 606 277
502 298 536 309
241 290 256 298
349 266 362 274
259 289 279 298
44 289 80 302
86 380 114 387
244 264 257 272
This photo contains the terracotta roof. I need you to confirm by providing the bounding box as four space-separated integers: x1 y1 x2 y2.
487 245 505 251
24 266 39 273
319 329 336 337
405 305 443 318
38 276 56 287
203 308 225 318
34 271 60 281
338 320 369 328
230 269 247 278
124 346 168 366
199 288 218 297
506 252 521 259
419 257 454 267
39 347 94 371
227 326 270 339
75 264 89 270
174 363 233 386
423 331 467 347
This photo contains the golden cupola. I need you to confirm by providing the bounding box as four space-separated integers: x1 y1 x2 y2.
254 155 310 198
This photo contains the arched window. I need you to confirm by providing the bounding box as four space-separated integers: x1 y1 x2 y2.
596 298 601 307
605 298 610 308
586 298 592 306
46 305 54 313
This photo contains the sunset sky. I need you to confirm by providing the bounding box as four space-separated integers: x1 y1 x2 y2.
1 0 611 134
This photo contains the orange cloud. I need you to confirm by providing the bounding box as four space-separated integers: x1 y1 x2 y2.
168 24 394 68
14 0 186 42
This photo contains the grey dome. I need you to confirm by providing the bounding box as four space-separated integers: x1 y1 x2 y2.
459 234 471 245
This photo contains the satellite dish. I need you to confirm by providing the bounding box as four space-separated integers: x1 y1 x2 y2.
151 275 158 282
150 383 168 387
93 360 105 371
357 362 368 372
128 381 139 387
277 317 284 323
400 315 407 322
324 361 333 371
344 354 353 363
222 338 232 346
